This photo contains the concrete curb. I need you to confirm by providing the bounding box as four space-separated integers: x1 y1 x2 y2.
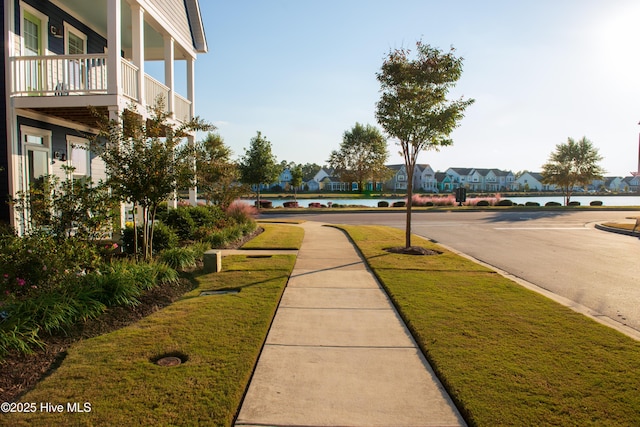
594 223 640 238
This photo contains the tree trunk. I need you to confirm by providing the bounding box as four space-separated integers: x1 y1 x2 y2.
405 165 414 249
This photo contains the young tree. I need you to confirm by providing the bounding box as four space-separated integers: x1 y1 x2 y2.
541 137 605 205
238 131 281 207
194 132 248 208
376 41 474 248
328 123 389 192
290 164 303 200
92 102 212 260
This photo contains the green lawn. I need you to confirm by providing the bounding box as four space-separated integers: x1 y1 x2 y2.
4 254 296 427
241 222 305 249
337 225 640 427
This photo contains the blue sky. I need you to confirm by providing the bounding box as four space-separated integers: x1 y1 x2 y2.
192 0 640 176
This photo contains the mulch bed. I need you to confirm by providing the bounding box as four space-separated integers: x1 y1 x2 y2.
385 246 443 256
0 227 263 403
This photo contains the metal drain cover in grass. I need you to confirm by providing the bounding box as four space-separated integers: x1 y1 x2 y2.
156 356 182 367
200 288 240 296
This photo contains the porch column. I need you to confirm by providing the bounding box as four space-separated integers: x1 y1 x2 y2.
163 35 174 116
187 56 195 119
107 0 122 96
188 134 197 206
131 3 145 105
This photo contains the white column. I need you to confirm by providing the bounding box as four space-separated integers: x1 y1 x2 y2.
163 35 174 116
188 134 197 205
131 4 145 105
107 0 122 96
187 56 195 120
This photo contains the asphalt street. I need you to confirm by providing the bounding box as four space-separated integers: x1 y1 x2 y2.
266 210 640 336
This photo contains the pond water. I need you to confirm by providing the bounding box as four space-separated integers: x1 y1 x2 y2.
254 195 640 208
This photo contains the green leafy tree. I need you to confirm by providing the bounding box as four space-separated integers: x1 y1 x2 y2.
376 41 474 248
541 136 605 205
328 123 389 192
238 131 281 206
91 102 212 260
194 132 248 208
290 164 303 200
12 172 117 239
301 163 322 181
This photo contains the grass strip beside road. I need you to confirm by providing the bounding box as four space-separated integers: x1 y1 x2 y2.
242 222 305 250
4 255 298 426
337 225 640 427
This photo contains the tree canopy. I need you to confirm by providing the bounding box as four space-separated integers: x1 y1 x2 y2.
376 41 474 248
328 123 389 192
91 102 212 259
238 131 280 205
194 132 247 208
541 137 605 205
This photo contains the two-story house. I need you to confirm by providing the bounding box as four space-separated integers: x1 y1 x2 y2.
2 0 207 232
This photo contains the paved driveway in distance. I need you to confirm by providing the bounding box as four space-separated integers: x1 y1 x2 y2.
267 210 640 337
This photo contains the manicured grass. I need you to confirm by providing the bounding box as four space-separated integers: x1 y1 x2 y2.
241 223 305 250
601 222 639 232
5 255 296 427
337 225 640 426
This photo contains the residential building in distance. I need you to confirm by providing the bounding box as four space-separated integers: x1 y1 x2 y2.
2 0 207 232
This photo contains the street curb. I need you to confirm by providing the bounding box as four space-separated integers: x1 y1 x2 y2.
594 223 640 238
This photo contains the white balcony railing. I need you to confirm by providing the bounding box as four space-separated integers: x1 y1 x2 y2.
10 54 108 96
174 93 192 122
10 54 192 121
144 74 170 113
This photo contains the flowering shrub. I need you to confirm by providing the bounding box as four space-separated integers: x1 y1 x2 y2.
226 201 257 224
0 234 101 298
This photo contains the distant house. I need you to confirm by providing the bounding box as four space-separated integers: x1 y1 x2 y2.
305 168 330 191
443 167 514 192
622 176 640 192
418 164 437 192
603 177 624 192
435 172 453 192
385 164 423 191
515 172 556 191
444 168 473 189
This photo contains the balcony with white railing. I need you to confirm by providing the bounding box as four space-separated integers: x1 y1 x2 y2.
9 54 192 121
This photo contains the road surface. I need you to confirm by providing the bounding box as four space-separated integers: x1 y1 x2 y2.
266 210 640 336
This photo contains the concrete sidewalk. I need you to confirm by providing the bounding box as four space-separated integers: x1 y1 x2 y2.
234 222 466 427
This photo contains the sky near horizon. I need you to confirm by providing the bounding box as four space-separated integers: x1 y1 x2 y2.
191 0 640 177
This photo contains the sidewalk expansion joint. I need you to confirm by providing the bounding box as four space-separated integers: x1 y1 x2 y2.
279 306 390 311
265 343 416 349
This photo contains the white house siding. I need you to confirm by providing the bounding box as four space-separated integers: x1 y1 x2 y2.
147 0 194 53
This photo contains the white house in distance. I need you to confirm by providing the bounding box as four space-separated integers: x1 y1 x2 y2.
514 172 556 191
1 0 207 232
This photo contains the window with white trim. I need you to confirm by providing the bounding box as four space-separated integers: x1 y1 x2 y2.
67 136 90 178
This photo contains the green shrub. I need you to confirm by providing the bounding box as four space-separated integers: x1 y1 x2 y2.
590 200 603 206
159 247 197 270
152 262 180 285
0 319 43 357
496 199 513 206
157 207 196 240
545 201 562 206
568 201 581 206
121 222 178 255
87 266 141 307
525 201 540 206
378 201 389 207
0 234 101 297
476 200 490 206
